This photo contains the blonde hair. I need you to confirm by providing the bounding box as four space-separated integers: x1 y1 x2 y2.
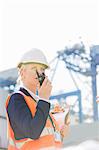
16 64 26 86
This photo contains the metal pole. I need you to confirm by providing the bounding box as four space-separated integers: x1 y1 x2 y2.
91 61 98 121
50 58 60 82
78 90 83 123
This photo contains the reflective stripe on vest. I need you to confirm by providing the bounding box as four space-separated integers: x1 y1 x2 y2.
9 138 33 149
9 126 55 149
40 127 54 137
9 137 16 147
6 92 62 150
40 146 56 150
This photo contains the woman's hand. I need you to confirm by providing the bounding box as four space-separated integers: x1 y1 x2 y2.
60 112 70 139
60 124 70 139
38 77 52 100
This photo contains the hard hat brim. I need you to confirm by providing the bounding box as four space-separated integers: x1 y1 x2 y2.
17 61 49 69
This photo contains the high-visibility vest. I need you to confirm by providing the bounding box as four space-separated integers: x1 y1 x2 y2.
5 91 62 150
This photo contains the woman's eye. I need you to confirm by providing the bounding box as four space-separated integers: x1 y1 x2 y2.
31 67 36 71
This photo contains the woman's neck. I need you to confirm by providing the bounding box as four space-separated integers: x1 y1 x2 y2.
22 83 36 94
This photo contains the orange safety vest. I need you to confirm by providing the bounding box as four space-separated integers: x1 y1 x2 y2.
5 91 62 150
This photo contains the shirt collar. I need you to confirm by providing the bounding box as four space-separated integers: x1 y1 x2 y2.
20 85 39 102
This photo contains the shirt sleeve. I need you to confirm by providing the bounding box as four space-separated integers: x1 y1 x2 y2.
39 98 50 103
7 93 50 140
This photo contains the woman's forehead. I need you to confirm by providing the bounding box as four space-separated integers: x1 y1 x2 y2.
28 63 46 69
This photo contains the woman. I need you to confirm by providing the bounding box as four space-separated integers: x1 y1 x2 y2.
6 48 70 150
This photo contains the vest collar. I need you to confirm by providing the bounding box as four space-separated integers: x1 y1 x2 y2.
19 87 39 102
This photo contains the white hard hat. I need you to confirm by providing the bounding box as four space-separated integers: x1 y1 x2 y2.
17 48 49 69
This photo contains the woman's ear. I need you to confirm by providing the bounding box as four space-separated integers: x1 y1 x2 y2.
19 65 26 80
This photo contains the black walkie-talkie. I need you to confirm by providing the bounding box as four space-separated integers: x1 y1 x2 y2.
36 71 45 86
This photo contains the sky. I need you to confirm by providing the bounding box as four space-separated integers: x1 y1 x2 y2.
0 0 99 95
0 0 99 70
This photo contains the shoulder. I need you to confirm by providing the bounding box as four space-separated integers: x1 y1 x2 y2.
8 92 25 107
10 92 24 100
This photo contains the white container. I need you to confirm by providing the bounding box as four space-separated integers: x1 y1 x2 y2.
0 118 8 149
0 88 9 149
0 88 8 117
